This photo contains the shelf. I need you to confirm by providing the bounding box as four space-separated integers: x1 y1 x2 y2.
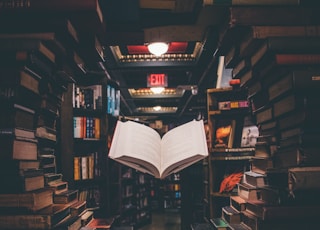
210 192 237 197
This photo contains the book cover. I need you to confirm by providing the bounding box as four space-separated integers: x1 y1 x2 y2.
108 119 208 179
210 217 229 230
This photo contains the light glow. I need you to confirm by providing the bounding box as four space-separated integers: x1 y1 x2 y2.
150 87 165 94
147 42 169 56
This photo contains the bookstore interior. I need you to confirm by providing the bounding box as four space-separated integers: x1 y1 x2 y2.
1 1 320 230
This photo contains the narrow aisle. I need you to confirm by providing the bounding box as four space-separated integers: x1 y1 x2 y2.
139 210 181 230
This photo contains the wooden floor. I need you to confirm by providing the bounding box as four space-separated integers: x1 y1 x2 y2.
139 210 181 230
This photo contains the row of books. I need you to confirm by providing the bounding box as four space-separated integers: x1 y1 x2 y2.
73 116 101 139
73 84 103 110
74 153 97 181
107 84 120 117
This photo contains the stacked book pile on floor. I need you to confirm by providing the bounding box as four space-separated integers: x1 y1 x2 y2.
0 4 110 229
209 5 320 230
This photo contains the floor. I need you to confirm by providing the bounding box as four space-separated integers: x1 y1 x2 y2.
139 210 181 230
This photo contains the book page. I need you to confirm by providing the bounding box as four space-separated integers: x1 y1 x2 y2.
160 120 208 177
108 120 162 174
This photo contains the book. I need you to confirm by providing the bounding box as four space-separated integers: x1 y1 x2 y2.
0 134 38 160
251 37 320 67
250 157 274 175
243 171 268 187
0 0 104 25
244 25 320 39
86 217 115 229
274 146 320 168
36 126 57 142
203 0 305 5
0 203 71 229
1 169 44 193
229 6 320 26
288 166 320 193
108 119 208 179
81 209 94 227
0 67 40 95
253 142 276 159
0 102 35 130
230 195 246 212
53 189 78 204
221 206 241 225
237 182 261 201
70 200 86 218
268 69 320 102
210 217 229 230
273 93 320 119
278 109 320 131
245 200 320 221
227 223 250 230
0 188 53 212
47 180 68 195
0 127 35 139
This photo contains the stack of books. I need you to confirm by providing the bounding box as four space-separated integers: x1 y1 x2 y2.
211 4 320 230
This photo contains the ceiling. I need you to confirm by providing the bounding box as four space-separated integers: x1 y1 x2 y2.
98 0 229 123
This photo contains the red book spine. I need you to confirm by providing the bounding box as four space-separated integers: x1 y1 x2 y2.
275 54 320 65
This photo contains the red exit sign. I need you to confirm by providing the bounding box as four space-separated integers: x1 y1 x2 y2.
147 73 168 87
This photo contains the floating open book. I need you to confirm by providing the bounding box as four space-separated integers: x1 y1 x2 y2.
108 119 208 179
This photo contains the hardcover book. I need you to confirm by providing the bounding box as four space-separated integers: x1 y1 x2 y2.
210 217 229 230
237 182 261 201
221 206 241 225
108 119 208 179
243 171 268 187
230 195 246 212
0 203 71 229
0 188 53 212
53 189 78 204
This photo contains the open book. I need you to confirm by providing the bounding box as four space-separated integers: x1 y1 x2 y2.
108 119 208 179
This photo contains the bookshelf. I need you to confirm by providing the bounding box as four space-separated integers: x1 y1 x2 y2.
206 87 255 219
109 163 152 228
60 79 111 215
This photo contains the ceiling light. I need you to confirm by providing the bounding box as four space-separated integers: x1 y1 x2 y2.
153 106 162 111
150 87 165 94
147 42 169 56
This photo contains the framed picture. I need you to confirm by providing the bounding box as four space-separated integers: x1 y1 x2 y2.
213 119 236 148
241 125 259 147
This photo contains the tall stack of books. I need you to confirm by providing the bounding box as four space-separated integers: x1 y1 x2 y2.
0 23 89 229
210 5 320 230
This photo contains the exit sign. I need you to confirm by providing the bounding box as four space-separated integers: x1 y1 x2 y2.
147 73 168 87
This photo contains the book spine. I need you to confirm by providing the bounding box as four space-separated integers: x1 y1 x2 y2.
252 26 320 38
204 0 299 5
275 54 320 65
74 157 80 181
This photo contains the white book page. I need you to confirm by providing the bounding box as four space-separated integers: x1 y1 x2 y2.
108 121 162 171
160 120 208 176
